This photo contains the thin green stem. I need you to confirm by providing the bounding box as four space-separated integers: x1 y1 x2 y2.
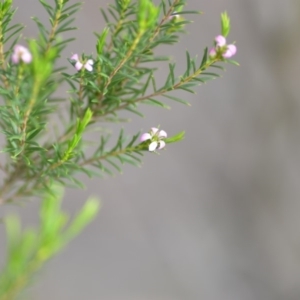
0 248 49 300
100 57 218 117
14 64 24 96
0 140 144 205
19 78 41 150
107 7 127 53
151 0 180 43
0 165 25 204
45 0 64 53
117 0 179 90
98 30 144 104
0 13 9 89
80 146 141 167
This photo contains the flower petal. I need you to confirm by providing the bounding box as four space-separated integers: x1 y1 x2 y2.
158 130 167 138
87 59 94 65
14 45 26 54
84 62 93 72
71 54 79 61
140 133 152 142
21 51 32 64
151 127 159 135
215 35 226 47
75 61 83 71
11 53 19 64
223 44 237 58
149 141 158 152
158 141 166 150
13 45 23 52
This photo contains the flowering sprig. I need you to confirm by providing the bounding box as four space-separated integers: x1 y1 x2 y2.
71 54 94 72
0 0 238 298
140 127 167 151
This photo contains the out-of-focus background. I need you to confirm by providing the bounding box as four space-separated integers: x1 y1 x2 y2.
1 0 300 299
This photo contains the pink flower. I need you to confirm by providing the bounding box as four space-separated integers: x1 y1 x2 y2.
11 45 32 64
223 44 237 58
209 35 237 59
215 35 226 47
140 127 167 152
71 54 94 72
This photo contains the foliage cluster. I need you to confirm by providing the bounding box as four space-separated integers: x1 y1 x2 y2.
0 0 237 298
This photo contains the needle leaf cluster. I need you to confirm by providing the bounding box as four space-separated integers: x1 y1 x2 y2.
0 0 238 297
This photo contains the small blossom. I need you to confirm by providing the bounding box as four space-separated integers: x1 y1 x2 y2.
215 35 226 47
140 127 167 152
71 54 94 72
11 45 32 64
223 44 237 58
209 35 237 59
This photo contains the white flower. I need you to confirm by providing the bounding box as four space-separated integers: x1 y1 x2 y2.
140 127 167 152
11 45 32 64
71 54 94 72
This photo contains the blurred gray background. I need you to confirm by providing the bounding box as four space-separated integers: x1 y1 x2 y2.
1 0 300 299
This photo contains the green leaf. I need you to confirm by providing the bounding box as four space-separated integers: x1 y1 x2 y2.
96 27 109 55
165 131 185 143
221 11 230 37
64 198 100 241
162 94 191 106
